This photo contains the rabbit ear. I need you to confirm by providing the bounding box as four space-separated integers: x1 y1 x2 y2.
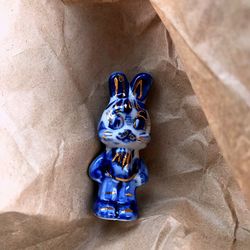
109 72 129 98
131 73 152 102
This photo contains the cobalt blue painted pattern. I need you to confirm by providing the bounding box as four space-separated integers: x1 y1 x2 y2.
89 72 152 221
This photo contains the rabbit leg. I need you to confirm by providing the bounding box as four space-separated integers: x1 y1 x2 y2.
93 177 118 220
117 181 138 221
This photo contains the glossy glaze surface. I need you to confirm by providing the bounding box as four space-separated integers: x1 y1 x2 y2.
89 72 152 221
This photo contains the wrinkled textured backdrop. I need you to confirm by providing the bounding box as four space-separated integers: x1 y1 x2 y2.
0 0 249 249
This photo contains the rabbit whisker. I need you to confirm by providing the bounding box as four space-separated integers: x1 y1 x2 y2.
103 133 112 136
138 136 148 139
137 139 145 142
104 130 112 134
138 137 147 141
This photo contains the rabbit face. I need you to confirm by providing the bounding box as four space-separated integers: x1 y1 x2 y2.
98 72 152 150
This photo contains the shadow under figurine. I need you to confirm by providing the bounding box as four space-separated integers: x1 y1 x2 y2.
89 72 152 221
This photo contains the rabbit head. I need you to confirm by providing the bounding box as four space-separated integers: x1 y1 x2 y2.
98 72 152 150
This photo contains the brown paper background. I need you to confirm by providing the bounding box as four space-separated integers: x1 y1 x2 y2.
0 0 249 249
150 0 250 210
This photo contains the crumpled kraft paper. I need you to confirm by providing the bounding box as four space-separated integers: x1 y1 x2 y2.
0 0 249 249
150 0 250 211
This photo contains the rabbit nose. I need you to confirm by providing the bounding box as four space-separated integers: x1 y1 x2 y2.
119 129 134 138
117 129 136 142
119 129 131 137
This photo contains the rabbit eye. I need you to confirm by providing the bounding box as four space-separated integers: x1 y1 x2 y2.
133 117 145 130
108 115 124 130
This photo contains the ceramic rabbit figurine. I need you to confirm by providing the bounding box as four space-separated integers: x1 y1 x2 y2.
89 72 152 221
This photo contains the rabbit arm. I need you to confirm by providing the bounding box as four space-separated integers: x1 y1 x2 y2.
134 159 149 187
89 152 106 183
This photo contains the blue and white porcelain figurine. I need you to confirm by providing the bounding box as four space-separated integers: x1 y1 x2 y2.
89 72 152 221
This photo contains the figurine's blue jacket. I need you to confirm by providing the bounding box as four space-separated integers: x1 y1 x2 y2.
89 151 148 204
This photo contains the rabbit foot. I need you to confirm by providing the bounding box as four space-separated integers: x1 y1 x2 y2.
94 200 116 220
117 203 138 221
